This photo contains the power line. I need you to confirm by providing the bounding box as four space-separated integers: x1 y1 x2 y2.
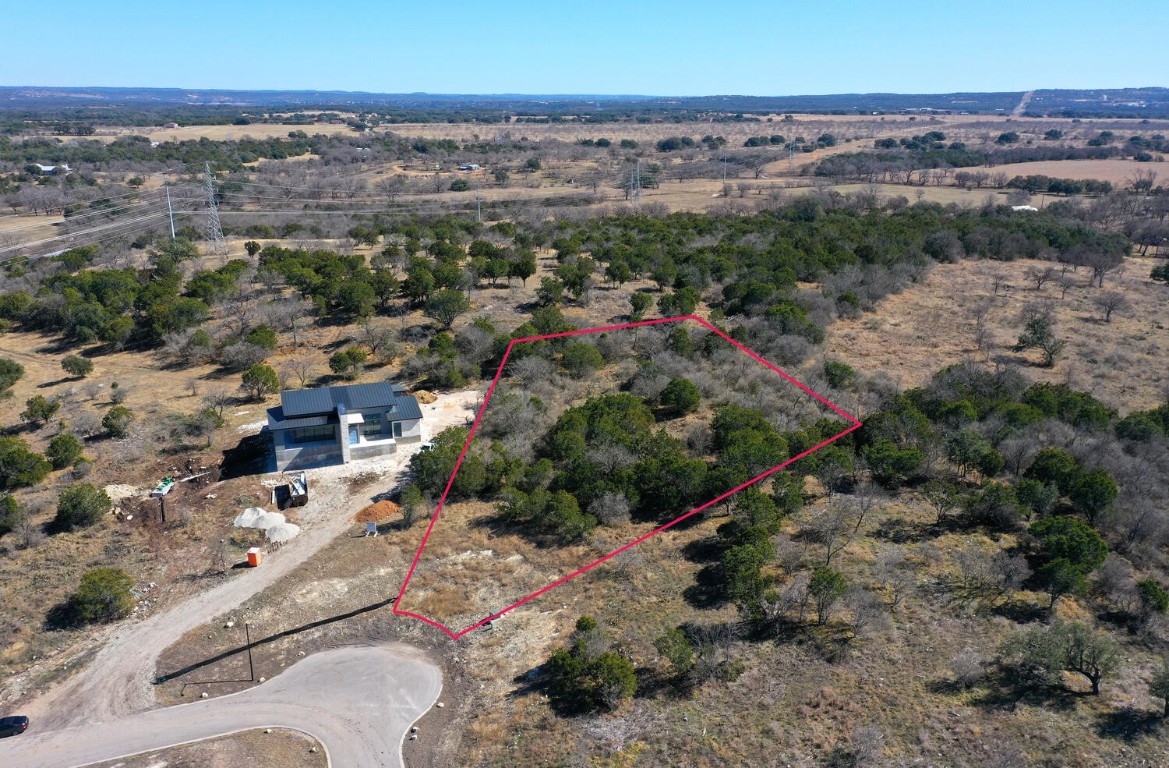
0 211 171 257
0 194 176 235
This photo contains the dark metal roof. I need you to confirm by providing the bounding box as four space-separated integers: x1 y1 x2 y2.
267 406 333 431
279 383 423 421
390 396 423 421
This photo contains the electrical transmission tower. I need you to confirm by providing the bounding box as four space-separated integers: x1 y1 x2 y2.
203 162 227 258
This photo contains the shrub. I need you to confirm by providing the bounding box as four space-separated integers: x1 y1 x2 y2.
810 567 848 625
0 437 51 489
658 377 701 418
240 364 280 401
823 360 856 389
0 494 22 536
20 395 60 425
560 342 604 377
328 347 369 380
245 325 278 350
1000 621 1119 695
1138 579 1169 619
630 292 652 320
46 433 84 469
965 482 1024 530
546 615 636 713
0 356 24 394
1031 515 1108 608
64 567 136 624
53 483 112 532
424 288 470 329
102 404 135 437
61 355 94 378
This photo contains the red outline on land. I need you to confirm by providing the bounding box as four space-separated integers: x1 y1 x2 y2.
393 315 862 639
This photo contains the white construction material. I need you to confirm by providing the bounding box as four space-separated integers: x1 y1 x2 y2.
265 522 301 543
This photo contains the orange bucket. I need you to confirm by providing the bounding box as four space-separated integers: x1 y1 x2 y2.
247 547 263 567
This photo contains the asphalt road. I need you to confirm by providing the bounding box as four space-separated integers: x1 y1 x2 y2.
1 645 442 768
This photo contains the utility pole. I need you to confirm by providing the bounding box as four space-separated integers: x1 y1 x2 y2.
203 162 227 259
165 186 176 240
244 622 255 682
632 159 641 209
475 182 482 223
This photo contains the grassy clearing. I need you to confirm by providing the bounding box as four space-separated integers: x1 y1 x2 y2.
825 256 1169 412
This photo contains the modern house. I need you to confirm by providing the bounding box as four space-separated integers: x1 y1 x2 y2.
267 382 424 471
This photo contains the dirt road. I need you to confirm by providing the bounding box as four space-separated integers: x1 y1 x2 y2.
1 645 441 768
13 390 478 733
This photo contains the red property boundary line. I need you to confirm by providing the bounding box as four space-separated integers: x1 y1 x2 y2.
392 315 862 640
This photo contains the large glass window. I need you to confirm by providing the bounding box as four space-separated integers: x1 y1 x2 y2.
361 412 383 439
291 425 334 444
392 421 403 438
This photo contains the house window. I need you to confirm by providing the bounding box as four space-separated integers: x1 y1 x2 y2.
392 421 403 438
348 426 359 445
291 425 334 444
361 413 383 439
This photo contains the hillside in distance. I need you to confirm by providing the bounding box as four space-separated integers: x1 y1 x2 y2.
1 86 1168 118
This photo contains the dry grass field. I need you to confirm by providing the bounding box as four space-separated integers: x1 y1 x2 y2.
826 256 1169 413
46 122 357 144
89 728 327 768
986 158 1165 186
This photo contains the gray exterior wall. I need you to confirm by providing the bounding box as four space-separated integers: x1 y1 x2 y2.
271 413 423 471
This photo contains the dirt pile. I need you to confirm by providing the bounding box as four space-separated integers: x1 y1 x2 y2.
353 500 401 523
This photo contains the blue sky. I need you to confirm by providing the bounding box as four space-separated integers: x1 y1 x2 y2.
5 0 1166 95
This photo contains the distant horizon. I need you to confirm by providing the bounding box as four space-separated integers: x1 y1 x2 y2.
4 84 1168 100
3 1 1167 96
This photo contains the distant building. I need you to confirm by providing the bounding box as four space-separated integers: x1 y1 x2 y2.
1011 205 1039 212
34 163 70 175
457 163 481 171
266 382 423 471
163 122 180 129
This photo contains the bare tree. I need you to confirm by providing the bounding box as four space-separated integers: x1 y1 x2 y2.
201 388 232 422
1024 266 1057 291
589 492 631 526
360 319 397 363
1094 291 1130 323
950 647 986 689
945 549 1031 611
875 549 915 611
286 359 315 387
803 501 859 566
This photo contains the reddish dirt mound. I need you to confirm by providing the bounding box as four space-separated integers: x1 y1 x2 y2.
353 500 401 523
